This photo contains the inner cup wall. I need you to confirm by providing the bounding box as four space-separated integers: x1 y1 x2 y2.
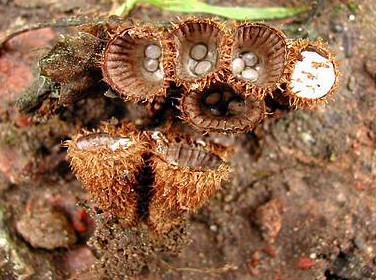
106 31 164 85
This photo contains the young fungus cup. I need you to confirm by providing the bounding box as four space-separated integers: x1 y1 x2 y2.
275 38 340 108
66 124 149 225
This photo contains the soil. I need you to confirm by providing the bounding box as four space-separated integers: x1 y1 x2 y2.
1 0 376 280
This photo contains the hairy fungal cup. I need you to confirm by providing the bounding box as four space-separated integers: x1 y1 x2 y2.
178 82 266 133
279 39 340 108
228 22 288 99
66 123 149 225
102 25 169 102
148 132 229 233
165 17 230 91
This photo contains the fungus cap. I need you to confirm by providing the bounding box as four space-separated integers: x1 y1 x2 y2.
290 50 336 99
66 125 149 225
148 135 229 233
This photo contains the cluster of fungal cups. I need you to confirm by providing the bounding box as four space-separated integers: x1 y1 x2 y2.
102 18 339 133
65 18 340 234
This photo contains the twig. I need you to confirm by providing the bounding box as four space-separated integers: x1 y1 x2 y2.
0 16 121 49
159 258 238 274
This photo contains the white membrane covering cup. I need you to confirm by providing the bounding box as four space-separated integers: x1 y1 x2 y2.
290 51 336 99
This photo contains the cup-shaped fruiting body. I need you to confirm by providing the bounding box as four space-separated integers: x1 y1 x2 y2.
102 26 169 102
165 18 230 91
276 38 340 108
228 23 288 99
66 124 149 225
148 134 229 233
178 82 266 133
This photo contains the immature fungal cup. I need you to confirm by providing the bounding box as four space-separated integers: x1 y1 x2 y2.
148 136 228 233
279 39 340 108
102 26 168 102
167 18 229 90
179 82 266 133
229 23 287 98
66 124 149 225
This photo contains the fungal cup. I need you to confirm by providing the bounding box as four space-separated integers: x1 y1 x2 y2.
229 23 287 98
280 39 340 108
179 82 266 133
168 18 229 90
103 26 168 102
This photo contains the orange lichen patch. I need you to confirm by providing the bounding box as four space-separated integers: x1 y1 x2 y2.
276 38 340 109
66 124 149 226
102 25 170 103
228 22 288 99
148 136 229 233
296 256 314 270
164 17 231 91
178 82 266 133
